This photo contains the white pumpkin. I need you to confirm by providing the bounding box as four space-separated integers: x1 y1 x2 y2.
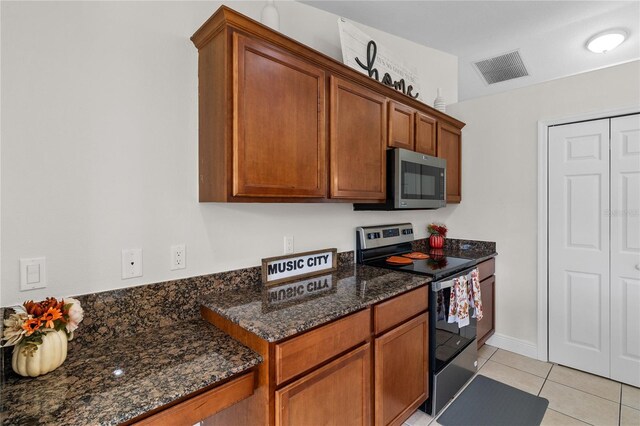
12 329 68 377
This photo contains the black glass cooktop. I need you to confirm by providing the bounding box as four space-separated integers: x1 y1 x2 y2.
365 255 476 280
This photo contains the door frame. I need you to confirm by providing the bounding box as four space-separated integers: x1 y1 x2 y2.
536 106 639 362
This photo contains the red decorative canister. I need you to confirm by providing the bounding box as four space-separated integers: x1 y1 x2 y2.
429 235 444 249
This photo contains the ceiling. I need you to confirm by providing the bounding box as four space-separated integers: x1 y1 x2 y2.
301 1 640 101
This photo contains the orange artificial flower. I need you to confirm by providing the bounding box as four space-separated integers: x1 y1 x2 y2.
24 297 63 317
41 307 62 329
22 318 41 336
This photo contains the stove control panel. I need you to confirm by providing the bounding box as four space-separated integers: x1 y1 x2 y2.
357 223 415 250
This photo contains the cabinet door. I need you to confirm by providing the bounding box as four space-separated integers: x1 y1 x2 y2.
234 33 326 198
276 343 371 426
388 101 415 150
415 112 437 156
375 315 428 426
436 122 462 203
477 275 495 348
330 76 387 200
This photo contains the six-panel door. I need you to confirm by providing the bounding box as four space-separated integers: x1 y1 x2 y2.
610 114 640 387
548 119 611 377
233 33 326 198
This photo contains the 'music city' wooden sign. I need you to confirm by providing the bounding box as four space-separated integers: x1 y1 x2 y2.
261 248 337 286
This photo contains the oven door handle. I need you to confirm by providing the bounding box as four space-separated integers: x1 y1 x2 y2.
431 265 478 291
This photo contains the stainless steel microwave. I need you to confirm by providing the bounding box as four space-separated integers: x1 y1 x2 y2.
354 148 446 210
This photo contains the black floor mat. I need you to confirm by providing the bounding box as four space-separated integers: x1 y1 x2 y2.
437 375 549 426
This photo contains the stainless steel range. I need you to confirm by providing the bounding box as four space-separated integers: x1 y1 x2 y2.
356 223 479 416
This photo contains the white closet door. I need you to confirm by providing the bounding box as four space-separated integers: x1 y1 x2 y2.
610 114 640 387
549 119 610 376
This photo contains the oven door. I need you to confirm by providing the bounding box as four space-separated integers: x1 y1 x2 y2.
393 148 446 209
432 276 478 373
423 268 479 415
431 287 477 373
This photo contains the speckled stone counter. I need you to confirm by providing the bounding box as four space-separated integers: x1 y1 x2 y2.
201 264 430 342
413 238 497 263
1 320 262 425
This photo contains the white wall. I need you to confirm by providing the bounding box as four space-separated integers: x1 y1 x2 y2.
0 1 457 306
436 61 640 351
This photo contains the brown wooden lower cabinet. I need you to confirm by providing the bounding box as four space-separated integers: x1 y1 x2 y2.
477 275 495 348
133 371 256 426
476 257 496 349
200 286 431 426
375 315 429 426
275 343 371 426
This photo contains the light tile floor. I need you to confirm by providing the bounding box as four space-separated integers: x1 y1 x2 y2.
403 345 640 426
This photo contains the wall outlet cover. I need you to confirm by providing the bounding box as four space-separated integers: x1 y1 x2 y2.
284 236 294 254
121 249 143 279
171 244 186 270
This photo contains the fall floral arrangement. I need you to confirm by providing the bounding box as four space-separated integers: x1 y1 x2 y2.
427 223 448 237
2 297 83 356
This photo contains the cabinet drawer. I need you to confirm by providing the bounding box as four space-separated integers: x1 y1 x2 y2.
477 258 495 281
275 308 371 385
276 343 371 426
133 371 255 425
374 286 428 335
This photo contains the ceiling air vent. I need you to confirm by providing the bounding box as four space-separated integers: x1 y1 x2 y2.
473 50 529 85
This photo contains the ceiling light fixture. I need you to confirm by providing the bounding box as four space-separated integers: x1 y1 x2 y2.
586 30 627 53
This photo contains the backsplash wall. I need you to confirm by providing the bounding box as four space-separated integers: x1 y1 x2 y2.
0 1 458 306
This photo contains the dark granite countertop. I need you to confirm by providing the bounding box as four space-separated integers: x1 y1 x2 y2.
201 264 431 342
413 238 498 264
443 246 497 264
1 320 262 425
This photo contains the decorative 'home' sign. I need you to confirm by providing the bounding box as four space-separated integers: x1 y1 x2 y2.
338 18 422 100
262 248 337 286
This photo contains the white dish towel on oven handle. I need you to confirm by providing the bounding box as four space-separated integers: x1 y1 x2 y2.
447 268 483 327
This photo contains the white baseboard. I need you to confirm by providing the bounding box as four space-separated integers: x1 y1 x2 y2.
485 333 538 359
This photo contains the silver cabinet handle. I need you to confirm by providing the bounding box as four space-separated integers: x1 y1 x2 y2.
636 264 640 271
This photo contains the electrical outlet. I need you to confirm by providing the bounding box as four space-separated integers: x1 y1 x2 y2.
121 249 143 279
171 244 186 270
284 236 294 254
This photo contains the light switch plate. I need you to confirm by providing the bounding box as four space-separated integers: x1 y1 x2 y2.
20 257 47 291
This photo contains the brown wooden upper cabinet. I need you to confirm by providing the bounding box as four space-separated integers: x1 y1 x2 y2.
388 102 437 157
437 122 462 203
388 101 415 151
415 112 437 157
191 6 465 204
193 29 326 202
330 76 387 200
232 34 326 199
